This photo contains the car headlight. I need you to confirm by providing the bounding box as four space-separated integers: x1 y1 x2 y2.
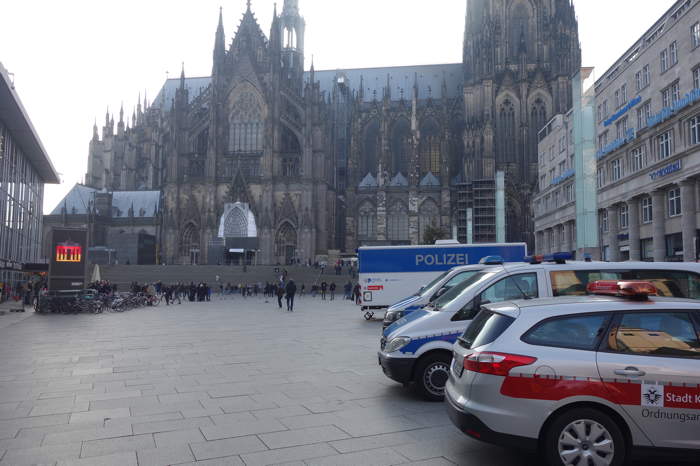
384 336 411 353
385 310 404 322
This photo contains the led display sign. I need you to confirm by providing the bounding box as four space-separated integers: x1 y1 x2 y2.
55 242 82 263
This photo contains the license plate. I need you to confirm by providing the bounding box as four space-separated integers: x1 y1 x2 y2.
452 353 465 377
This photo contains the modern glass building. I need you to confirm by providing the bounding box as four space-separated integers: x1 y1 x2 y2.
0 62 59 301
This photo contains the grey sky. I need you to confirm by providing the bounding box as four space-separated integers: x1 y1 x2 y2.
0 0 675 213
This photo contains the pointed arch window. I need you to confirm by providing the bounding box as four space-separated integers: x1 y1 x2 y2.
390 118 411 176
419 199 440 243
281 126 301 177
362 119 380 176
420 118 441 176
387 201 409 242
497 99 517 164
223 207 248 238
530 98 548 167
358 202 377 240
229 91 264 154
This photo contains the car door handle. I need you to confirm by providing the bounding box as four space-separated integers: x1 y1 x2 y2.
614 367 646 377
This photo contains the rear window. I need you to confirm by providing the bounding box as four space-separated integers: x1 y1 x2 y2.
458 310 515 350
550 269 700 299
522 314 610 351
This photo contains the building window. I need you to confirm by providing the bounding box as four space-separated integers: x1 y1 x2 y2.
635 70 642 91
598 131 608 151
597 168 606 188
662 82 680 107
600 210 609 233
630 145 647 172
641 196 653 224
636 65 651 91
665 233 684 259
694 67 700 90
657 130 673 159
357 202 376 240
565 183 574 203
641 238 654 261
610 158 622 181
614 89 621 109
670 41 678 66
615 117 628 140
620 84 628 104
602 100 609 118
387 202 409 242
660 49 669 73
668 188 682 217
692 22 700 48
619 203 629 229
637 101 651 129
690 115 700 145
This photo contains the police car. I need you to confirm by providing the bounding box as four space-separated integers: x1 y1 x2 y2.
383 257 506 330
378 255 700 400
446 281 700 465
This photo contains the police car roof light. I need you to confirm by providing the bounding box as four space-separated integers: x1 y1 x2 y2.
524 254 544 264
479 255 504 265
587 280 657 300
543 252 573 264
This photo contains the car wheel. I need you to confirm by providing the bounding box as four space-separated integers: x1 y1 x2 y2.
543 408 626 466
413 353 451 401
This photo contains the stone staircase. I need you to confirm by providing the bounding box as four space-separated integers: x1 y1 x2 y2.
93 264 355 289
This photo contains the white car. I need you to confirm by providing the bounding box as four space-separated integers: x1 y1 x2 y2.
446 280 700 465
379 256 700 400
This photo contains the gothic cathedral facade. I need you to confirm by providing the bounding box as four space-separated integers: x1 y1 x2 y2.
84 0 580 265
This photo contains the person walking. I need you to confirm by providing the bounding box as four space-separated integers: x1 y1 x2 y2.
344 281 352 300
320 281 328 300
353 283 362 305
329 282 336 301
285 279 297 311
276 284 285 309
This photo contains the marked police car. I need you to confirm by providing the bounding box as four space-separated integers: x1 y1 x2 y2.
383 256 506 330
378 254 700 400
446 281 700 466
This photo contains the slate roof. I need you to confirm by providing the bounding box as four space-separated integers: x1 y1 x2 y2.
49 184 160 218
153 76 212 111
310 63 464 102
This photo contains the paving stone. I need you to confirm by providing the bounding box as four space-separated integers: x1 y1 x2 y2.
201 418 286 441
57 451 138 466
399 458 456 466
43 423 133 445
250 405 311 420
176 456 245 465
239 443 338 466
0 442 81 465
69 408 131 424
137 445 195 466
189 435 267 461
332 415 423 437
258 425 349 449
133 416 213 435
153 428 205 448
80 433 155 458
329 431 417 453
304 446 408 466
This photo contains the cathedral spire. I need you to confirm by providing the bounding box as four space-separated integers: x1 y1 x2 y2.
180 62 186 89
93 118 98 141
213 6 226 72
119 102 124 123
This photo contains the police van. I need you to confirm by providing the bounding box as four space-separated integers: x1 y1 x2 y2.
378 255 700 400
358 242 526 320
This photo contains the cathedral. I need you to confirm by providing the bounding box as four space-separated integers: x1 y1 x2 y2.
83 0 580 265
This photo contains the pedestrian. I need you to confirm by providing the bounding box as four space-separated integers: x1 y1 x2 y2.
329 282 336 301
353 283 362 304
320 281 328 300
276 284 285 309
285 279 297 311
164 285 172 305
344 281 352 300
300 283 306 297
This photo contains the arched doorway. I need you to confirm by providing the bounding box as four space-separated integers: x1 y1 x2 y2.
275 222 297 265
180 223 200 265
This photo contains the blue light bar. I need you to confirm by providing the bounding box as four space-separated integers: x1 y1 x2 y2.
479 255 504 265
524 255 544 264
543 252 573 264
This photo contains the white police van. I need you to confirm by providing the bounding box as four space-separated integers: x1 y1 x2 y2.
358 243 526 320
382 257 506 330
378 254 700 400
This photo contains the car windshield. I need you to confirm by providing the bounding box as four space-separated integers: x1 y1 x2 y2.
418 271 450 296
431 272 495 311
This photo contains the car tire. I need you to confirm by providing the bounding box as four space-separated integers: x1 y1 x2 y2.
413 353 451 401
543 407 626 466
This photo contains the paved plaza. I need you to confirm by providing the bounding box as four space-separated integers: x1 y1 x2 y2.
0 296 670 466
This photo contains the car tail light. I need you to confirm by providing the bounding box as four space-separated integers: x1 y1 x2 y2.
464 352 537 376
587 280 657 300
